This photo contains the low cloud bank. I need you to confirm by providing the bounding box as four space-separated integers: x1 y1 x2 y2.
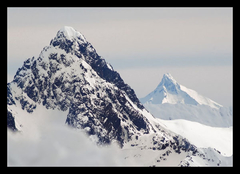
7 107 133 166
8 126 130 166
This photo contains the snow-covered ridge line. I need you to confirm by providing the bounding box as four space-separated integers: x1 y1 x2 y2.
180 85 222 109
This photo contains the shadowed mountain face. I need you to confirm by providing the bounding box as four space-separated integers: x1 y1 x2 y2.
7 26 155 146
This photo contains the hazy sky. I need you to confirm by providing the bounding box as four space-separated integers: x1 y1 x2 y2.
7 7 233 107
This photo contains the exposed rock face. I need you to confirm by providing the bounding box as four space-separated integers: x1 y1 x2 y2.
7 26 153 146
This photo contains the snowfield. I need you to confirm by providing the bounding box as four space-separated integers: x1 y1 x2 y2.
143 103 232 127
158 118 232 156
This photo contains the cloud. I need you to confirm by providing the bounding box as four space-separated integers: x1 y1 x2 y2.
8 128 127 166
7 106 133 166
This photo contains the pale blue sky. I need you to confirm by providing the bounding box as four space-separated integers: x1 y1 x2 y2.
7 7 233 107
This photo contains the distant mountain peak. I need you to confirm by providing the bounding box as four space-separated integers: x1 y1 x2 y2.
163 73 175 82
161 73 178 87
141 73 222 109
156 73 180 94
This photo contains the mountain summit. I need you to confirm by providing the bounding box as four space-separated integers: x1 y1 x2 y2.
141 73 222 109
57 26 86 41
140 73 232 127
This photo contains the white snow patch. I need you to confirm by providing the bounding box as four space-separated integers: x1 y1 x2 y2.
107 62 113 71
158 118 233 156
143 103 232 127
58 26 87 43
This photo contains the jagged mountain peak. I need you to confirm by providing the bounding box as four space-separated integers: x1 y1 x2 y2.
161 73 178 87
56 26 86 42
141 73 222 109
162 73 176 83
156 73 180 93
49 26 91 55
7 26 153 146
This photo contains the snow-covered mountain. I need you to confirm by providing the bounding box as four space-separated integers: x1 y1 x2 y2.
141 73 222 109
140 73 232 127
7 26 153 146
7 26 232 166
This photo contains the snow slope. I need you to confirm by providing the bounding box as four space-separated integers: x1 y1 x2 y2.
158 118 232 156
143 103 232 127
